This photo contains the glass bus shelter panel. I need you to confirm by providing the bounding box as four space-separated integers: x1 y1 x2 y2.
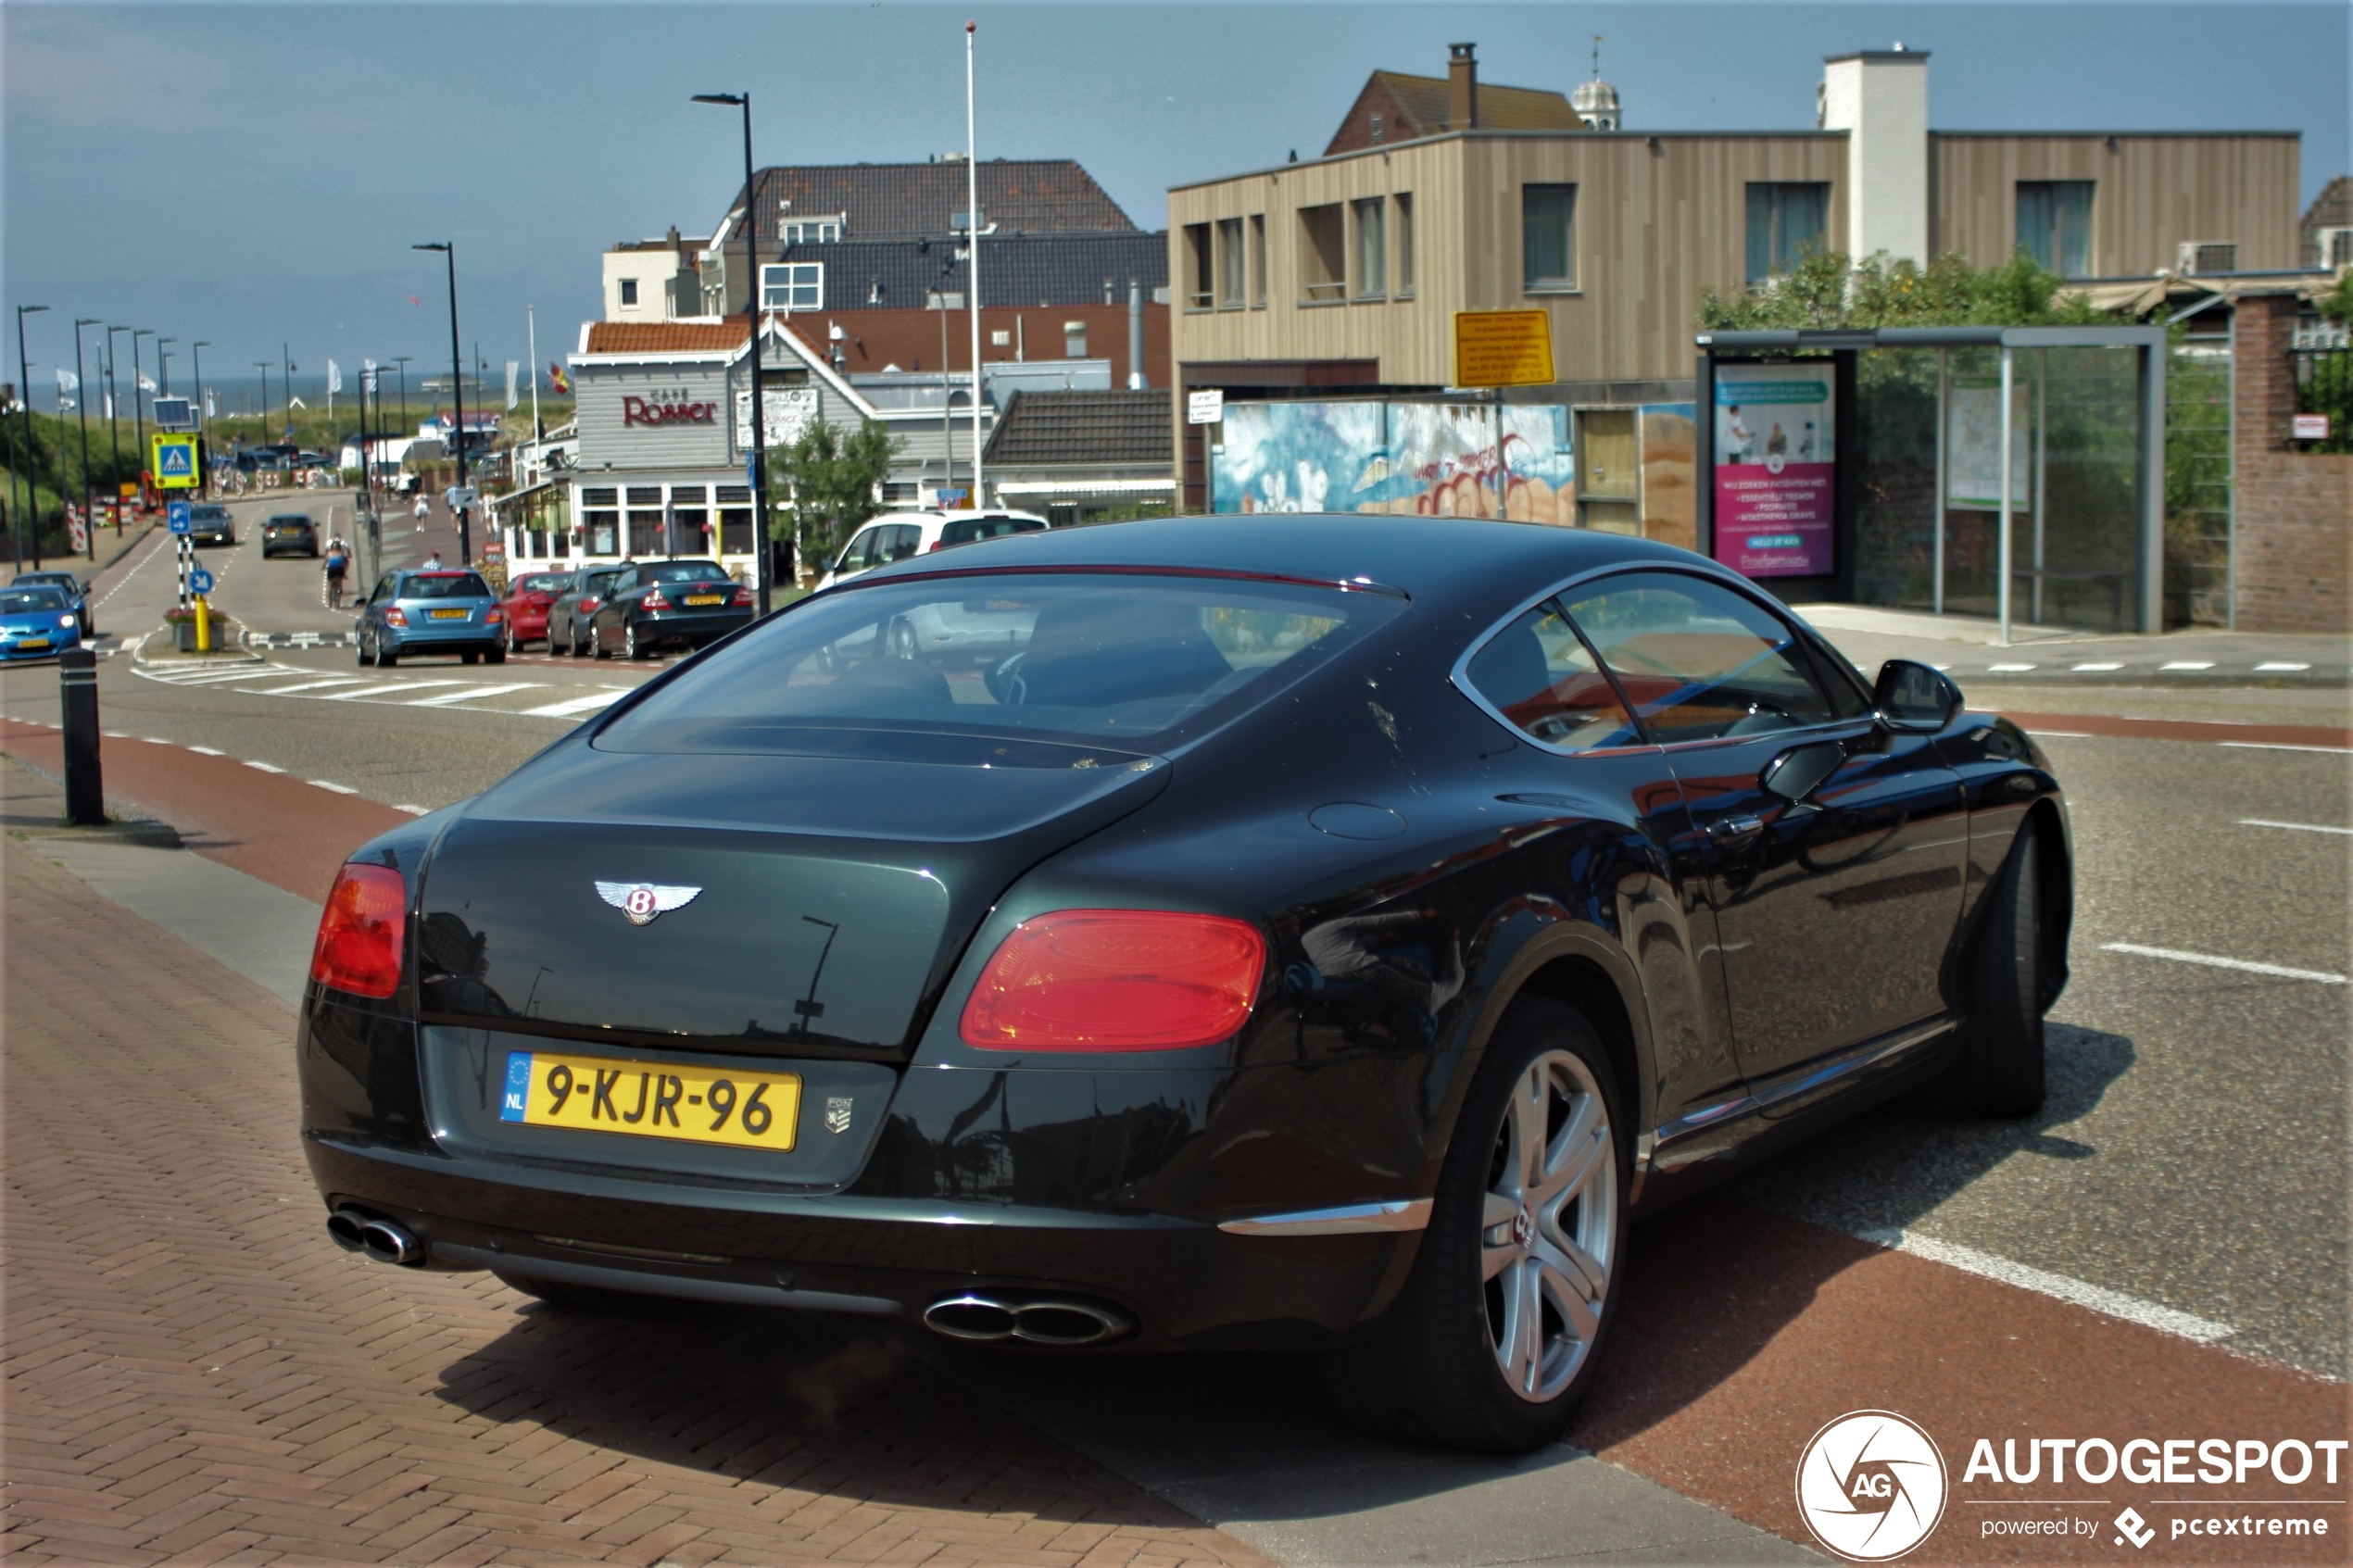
2166 340 2233 629
1939 347 2033 622
1851 348 1941 611
2038 345 2144 633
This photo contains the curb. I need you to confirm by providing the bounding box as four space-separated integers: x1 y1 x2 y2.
1 754 182 847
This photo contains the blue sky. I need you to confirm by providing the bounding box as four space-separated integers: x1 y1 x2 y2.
5 2 2346 413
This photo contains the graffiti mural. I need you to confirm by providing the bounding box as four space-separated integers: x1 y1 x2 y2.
1211 400 1576 522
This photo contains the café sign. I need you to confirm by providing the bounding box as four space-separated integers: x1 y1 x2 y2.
623 389 717 428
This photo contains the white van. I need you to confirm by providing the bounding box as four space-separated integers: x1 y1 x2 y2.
814 509 1051 590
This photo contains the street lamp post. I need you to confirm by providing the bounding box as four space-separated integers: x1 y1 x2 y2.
693 90 774 614
191 341 209 496
18 305 50 566
73 320 99 559
413 243 470 564
132 330 155 499
254 363 271 450
392 357 410 443
106 327 129 531
158 337 177 398
964 20 986 508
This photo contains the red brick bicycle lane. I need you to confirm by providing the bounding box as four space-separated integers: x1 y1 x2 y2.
0 716 408 901
1572 1202 2351 1563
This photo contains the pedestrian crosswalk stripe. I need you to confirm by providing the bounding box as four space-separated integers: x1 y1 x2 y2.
522 691 624 719
406 684 541 707
321 680 465 700
252 679 369 696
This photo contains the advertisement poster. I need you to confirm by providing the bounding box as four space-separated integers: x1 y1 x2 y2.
1210 400 1575 521
1712 364 1834 577
1945 374 2032 508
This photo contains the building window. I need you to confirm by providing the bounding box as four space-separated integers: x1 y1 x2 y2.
1217 217 1246 307
1396 193 1415 296
618 278 639 306
1300 203 1346 302
1353 196 1387 299
1250 215 1267 307
628 509 664 555
582 487 619 508
1745 182 1830 282
760 262 823 310
1523 184 1578 291
1064 320 1088 358
1369 113 1385 144
2016 182 2094 276
585 510 618 555
1184 223 1214 309
625 487 663 507
780 218 842 245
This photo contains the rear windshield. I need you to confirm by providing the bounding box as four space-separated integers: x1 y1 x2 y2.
939 515 1044 547
640 560 727 584
0 588 67 612
598 571 1402 758
515 572 570 594
268 516 311 527
403 572 493 599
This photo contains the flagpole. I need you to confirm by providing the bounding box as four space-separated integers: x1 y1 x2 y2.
528 306 541 442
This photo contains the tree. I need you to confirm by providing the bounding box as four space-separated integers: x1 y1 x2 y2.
771 419 902 564
1698 247 2115 332
2318 269 2353 327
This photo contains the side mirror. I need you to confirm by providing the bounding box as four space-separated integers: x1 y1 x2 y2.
1875 659 1964 730
1760 739 1844 806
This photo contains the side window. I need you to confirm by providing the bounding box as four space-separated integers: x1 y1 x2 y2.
1561 572 1834 745
370 575 396 605
837 529 875 572
885 525 921 562
1461 600 1642 753
610 571 637 594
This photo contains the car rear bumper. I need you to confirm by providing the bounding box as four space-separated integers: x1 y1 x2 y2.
634 608 753 643
384 621 495 647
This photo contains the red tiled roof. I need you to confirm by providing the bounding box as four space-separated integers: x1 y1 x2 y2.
582 320 749 355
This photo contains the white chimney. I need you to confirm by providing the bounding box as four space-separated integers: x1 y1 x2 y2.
1819 48 1929 266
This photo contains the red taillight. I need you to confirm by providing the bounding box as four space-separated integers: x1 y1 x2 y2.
579 596 600 613
485 608 504 624
641 588 671 610
732 585 754 607
308 863 406 999
959 909 1265 1052
927 540 945 552
382 607 408 628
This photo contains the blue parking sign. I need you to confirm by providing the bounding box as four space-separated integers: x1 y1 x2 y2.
167 500 193 534
189 569 215 595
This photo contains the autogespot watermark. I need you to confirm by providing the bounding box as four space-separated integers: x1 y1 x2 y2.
1796 1415 2348 1561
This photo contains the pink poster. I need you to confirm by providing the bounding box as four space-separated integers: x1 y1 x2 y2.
1712 365 1834 577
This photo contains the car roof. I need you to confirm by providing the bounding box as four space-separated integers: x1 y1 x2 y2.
14 571 73 583
848 513 1703 607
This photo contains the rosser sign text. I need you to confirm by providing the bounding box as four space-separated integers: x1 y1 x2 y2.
623 394 717 428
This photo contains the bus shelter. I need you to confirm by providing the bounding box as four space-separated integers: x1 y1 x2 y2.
1696 325 2166 638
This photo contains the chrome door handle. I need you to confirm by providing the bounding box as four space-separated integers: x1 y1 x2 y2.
1707 813 1765 848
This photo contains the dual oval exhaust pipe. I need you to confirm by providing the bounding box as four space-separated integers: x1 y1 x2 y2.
922 1292 1131 1347
325 1207 425 1267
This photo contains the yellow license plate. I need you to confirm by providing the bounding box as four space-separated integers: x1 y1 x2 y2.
429 608 469 620
498 1049 799 1151
684 595 724 606
19 638 49 650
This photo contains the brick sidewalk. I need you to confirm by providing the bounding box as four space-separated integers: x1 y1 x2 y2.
1 836 1271 1568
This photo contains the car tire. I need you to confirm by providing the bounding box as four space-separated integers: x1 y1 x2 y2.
379 643 397 669
492 1271 682 1316
358 634 371 668
625 622 650 660
1923 819 2046 1118
589 624 608 660
1327 996 1628 1452
546 620 567 657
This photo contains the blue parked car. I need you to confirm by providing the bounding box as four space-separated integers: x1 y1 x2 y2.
355 568 506 667
0 583 83 662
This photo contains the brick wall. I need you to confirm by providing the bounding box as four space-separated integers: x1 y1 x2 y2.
2233 293 2353 633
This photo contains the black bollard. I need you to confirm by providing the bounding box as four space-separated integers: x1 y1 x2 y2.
59 647 104 826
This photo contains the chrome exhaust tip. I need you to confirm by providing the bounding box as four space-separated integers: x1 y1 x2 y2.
356 1215 427 1267
922 1292 1131 1347
325 1208 370 1253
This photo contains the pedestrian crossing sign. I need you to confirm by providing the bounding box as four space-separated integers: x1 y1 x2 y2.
151 433 200 489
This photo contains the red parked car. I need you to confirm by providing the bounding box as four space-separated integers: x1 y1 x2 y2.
497 571 573 653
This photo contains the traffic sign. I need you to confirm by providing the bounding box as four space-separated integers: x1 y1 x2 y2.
167 500 193 535
1187 389 1226 425
1453 310 1556 389
188 568 215 596
151 433 201 489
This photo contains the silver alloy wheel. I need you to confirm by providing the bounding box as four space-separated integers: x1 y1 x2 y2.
1481 1048 1616 1403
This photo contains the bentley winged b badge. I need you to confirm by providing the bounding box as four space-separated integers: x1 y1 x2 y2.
595 882 703 927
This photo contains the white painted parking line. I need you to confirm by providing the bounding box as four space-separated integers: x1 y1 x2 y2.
243 760 286 774
2098 942 2347 985
2255 661 2312 672
404 683 541 707
1860 1228 2233 1345
522 691 624 719
2220 741 2353 755
1987 662 2037 672
308 781 359 795
2070 662 2122 672
2159 660 2214 671
2238 818 2353 835
320 680 464 700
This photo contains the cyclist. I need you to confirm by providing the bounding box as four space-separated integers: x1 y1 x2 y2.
323 537 350 609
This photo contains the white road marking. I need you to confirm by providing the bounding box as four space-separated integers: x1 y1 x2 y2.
1859 1228 2233 1345
2159 660 2214 671
308 781 359 795
522 691 623 719
1987 662 2037 672
404 683 540 707
243 760 285 774
2255 661 2312 672
250 678 368 696
140 737 171 745
2220 741 2352 755
320 680 464 700
187 746 223 756
2098 942 2347 985
393 803 430 816
2070 662 2122 671
2239 818 2353 835
103 731 128 738
2029 730 2094 738
155 667 287 684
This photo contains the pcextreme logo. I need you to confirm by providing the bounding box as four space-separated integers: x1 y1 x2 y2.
1795 1411 1950 1562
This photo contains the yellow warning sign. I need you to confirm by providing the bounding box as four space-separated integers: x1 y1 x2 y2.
1453 310 1556 389
150 433 201 490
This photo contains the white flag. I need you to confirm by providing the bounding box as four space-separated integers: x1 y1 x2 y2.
137 372 157 393
205 388 217 418
505 360 520 411
104 391 114 419
327 359 343 395
56 367 78 394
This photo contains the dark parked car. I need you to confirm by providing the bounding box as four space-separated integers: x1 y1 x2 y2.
299 516 2070 1451
584 558 753 659
543 565 625 658
10 570 92 636
188 503 235 547
261 513 319 558
353 568 505 666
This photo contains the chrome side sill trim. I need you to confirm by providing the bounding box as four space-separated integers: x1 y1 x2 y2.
1217 1198 1433 1236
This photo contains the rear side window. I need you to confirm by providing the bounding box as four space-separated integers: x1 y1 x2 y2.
403 572 493 600
882 525 922 563
1461 601 1642 753
1561 571 1832 744
939 515 1045 547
